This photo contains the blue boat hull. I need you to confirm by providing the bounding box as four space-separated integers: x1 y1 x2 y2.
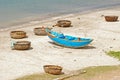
46 29 93 48
49 36 93 48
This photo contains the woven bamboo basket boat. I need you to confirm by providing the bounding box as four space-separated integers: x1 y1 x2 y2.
10 31 26 39
43 65 62 75
14 41 31 50
105 16 118 22
56 20 71 27
34 27 52 36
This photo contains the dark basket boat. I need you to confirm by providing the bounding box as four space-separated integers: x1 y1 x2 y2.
43 65 62 75
14 41 31 50
104 16 118 22
56 20 71 27
34 27 52 36
10 31 26 39
34 27 47 36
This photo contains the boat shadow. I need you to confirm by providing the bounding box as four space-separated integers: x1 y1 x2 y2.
48 41 96 49
79 46 96 49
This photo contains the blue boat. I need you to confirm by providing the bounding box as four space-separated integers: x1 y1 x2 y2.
46 29 93 48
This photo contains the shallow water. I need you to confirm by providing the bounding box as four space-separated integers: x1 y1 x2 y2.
0 0 120 28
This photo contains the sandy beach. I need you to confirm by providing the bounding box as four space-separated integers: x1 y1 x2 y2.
0 7 120 80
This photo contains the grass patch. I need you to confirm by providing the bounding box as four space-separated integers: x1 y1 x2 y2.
15 66 120 80
79 66 119 78
107 51 120 60
16 73 64 80
64 66 120 80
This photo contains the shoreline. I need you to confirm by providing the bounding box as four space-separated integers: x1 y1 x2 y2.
0 6 120 80
0 5 120 32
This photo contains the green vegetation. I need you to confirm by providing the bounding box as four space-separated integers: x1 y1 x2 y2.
107 51 120 60
15 66 120 80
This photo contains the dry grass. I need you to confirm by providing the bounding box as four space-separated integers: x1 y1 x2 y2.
15 66 120 80
65 66 120 80
16 73 64 80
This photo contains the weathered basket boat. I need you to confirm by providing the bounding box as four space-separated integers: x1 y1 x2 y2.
10 31 26 39
46 29 93 48
34 27 52 36
104 16 118 22
43 65 62 75
34 27 47 36
56 20 71 27
13 41 31 50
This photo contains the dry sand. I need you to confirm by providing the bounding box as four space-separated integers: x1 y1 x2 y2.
0 7 120 80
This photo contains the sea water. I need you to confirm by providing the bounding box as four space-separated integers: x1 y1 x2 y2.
0 0 120 28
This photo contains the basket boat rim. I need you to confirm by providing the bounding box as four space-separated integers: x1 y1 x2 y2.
15 41 31 45
57 20 71 23
11 31 26 33
43 65 62 70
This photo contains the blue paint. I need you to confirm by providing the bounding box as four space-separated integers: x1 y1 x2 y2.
46 29 93 48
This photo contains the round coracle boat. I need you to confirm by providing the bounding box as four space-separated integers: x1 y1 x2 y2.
14 41 31 50
56 20 71 27
104 16 118 22
34 27 52 36
10 31 26 39
43 65 62 75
